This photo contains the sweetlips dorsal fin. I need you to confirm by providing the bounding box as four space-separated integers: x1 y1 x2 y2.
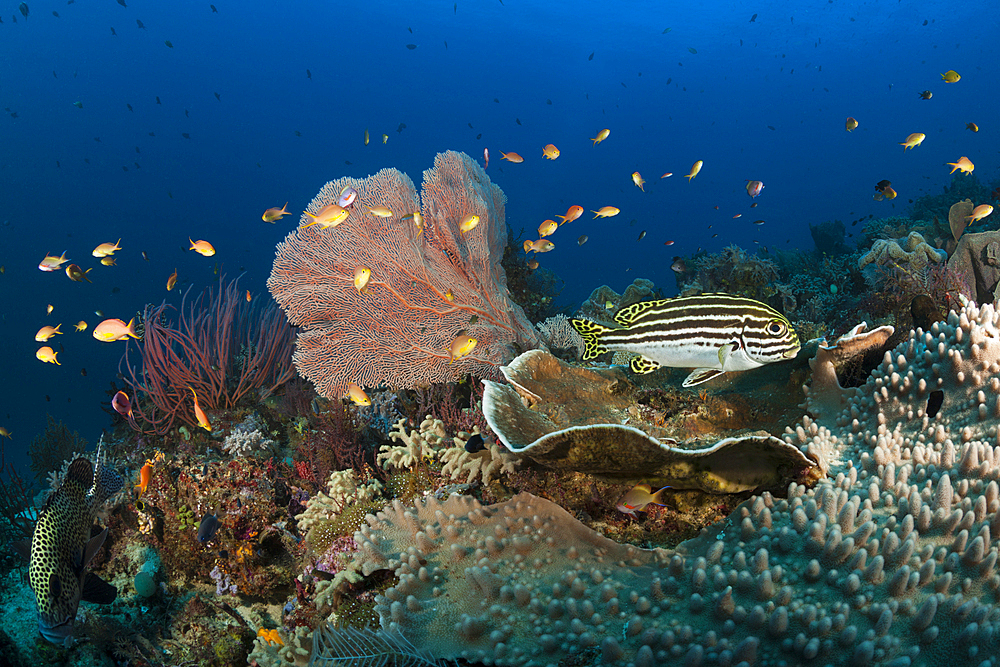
614 299 667 327
66 458 94 488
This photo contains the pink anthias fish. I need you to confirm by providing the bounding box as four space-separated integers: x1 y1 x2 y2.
746 180 765 198
616 483 671 517
111 390 139 430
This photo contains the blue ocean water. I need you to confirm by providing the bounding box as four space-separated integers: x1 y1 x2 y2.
0 0 994 471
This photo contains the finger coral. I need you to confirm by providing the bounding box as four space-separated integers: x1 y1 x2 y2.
349 297 1000 665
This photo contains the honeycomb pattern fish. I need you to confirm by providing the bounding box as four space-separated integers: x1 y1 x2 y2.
571 293 800 386
28 444 124 645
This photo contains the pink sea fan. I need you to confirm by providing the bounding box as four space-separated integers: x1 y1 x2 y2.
267 150 543 400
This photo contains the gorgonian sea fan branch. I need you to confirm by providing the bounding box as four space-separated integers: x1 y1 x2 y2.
267 150 544 400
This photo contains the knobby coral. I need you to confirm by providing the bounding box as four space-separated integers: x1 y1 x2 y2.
346 298 1000 665
267 150 544 401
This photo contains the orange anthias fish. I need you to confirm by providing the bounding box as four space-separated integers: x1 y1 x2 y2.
166 269 178 291
262 202 291 223
246 290 251 302
74 321 87 332
65 264 93 283
449 335 477 364
36 346 60 365
368 206 394 218
500 151 523 163
257 629 284 646
346 383 371 406
538 219 558 237
523 239 555 253
38 251 70 272
947 156 975 174
135 461 152 497
590 128 610 145
685 160 703 181
92 318 140 342
189 238 216 256
0 427 11 439
100 257 116 266
459 214 480 235
845 117 858 131
616 483 671 517
592 206 620 218
900 133 925 150
542 144 560 160
189 386 211 431
92 239 122 257
967 205 994 224
35 324 62 342
631 172 645 192
556 205 583 225
302 204 350 229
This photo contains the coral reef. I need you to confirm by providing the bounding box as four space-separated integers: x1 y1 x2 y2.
27 415 87 484
222 412 278 457
858 231 946 274
947 230 1000 304
535 313 585 360
676 245 779 302
577 278 657 325
332 297 1000 666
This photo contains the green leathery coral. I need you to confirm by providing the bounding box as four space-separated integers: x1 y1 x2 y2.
346 298 1000 665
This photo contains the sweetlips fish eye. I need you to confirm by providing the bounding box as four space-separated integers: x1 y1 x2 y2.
767 320 787 336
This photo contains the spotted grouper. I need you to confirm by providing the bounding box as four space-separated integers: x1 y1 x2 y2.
27 445 124 645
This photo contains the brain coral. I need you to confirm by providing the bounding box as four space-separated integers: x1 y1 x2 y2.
350 298 1000 666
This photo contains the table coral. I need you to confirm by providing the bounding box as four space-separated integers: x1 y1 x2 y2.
347 297 1000 665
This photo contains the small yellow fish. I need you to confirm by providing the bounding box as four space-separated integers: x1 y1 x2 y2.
500 151 523 163
444 289 454 302
845 117 858 131
685 160 703 181
449 335 477 363
189 238 216 256
538 219 558 237
368 206 394 218
402 211 425 236
900 132 925 150
36 346 60 365
302 205 349 229
35 324 63 342
100 257 116 266
74 320 88 332
947 156 975 174
354 266 371 293
65 264 93 283
616 483 670 517
262 202 291 222
38 251 70 272
166 268 178 291
542 144 560 159
631 171 645 192
592 206 620 218
527 259 539 270
347 383 371 406
967 122 979 132
941 70 960 83
47 304 54 315
523 239 555 253
0 427 11 439
591 128 610 145
459 214 480 234
364 128 370 146
382 134 388 144
92 239 122 257
967 204 994 224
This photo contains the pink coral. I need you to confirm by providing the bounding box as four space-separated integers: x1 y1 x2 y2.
268 151 543 400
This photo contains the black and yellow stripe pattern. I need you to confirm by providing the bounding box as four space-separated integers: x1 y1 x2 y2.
571 294 800 386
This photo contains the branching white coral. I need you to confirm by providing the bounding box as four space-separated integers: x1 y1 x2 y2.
439 427 518 485
295 469 383 534
377 416 446 470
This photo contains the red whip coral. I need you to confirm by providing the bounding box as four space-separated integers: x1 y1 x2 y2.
268 150 543 400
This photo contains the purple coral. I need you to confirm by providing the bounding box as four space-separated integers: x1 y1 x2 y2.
210 565 237 596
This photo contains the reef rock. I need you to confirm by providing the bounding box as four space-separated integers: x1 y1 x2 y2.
352 299 1000 665
859 231 946 272
948 230 1000 304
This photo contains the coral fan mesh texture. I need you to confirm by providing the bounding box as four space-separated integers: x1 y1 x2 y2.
268 151 542 400
352 299 1000 666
